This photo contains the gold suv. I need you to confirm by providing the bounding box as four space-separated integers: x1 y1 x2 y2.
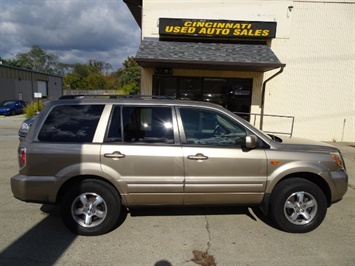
11 96 348 235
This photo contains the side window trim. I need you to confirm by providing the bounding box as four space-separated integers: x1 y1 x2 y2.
94 104 113 143
175 107 187 144
171 106 181 144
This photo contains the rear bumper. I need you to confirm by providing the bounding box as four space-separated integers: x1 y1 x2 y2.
11 174 58 204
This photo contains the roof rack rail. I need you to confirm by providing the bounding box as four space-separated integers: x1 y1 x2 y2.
58 94 176 100
120 95 176 100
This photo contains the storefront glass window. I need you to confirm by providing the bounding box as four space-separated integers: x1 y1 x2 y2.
203 78 228 106
153 76 177 97
153 75 252 121
225 79 253 120
177 78 201 101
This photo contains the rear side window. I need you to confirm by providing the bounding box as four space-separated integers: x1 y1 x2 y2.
38 105 104 142
105 106 174 144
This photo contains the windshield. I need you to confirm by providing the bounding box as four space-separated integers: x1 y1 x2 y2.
1 101 16 106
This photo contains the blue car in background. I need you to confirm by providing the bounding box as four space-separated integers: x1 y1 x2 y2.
0 100 27 116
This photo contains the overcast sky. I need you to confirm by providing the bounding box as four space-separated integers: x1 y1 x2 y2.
0 0 141 70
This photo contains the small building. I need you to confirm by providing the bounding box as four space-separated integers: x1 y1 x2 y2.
124 0 354 142
0 64 63 103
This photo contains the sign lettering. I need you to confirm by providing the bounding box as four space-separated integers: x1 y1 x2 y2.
159 18 277 39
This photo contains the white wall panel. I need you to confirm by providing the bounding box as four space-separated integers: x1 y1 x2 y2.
142 0 293 39
265 2 354 141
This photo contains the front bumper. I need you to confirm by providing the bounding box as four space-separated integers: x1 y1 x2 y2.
329 170 348 203
0 110 10 115
11 174 58 204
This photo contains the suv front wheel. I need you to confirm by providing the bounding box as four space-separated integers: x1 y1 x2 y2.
61 179 121 236
270 178 327 233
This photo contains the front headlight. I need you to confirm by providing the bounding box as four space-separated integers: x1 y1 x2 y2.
330 152 345 168
20 123 30 131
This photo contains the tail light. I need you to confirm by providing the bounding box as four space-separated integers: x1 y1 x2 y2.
19 146 26 168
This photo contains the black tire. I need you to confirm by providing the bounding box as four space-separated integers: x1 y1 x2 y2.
60 179 121 236
270 178 327 233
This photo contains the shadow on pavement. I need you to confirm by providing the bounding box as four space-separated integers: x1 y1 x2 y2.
251 207 279 230
128 205 280 230
0 205 76 266
129 205 257 221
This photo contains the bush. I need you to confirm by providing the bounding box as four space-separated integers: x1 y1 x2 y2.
24 100 44 118
120 83 140 95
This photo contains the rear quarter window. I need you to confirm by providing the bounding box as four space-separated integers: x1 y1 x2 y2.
38 105 104 142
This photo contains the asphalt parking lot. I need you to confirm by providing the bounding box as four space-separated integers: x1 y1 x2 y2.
0 115 354 266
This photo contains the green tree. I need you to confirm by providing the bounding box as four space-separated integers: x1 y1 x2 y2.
0 57 21 67
2 47 140 93
122 56 138 69
85 73 109 90
64 57 141 92
64 60 118 91
115 56 141 94
64 73 84 90
88 60 112 75
15 45 62 75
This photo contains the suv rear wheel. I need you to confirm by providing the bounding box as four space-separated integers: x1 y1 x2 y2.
270 178 327 233
61 179 121 236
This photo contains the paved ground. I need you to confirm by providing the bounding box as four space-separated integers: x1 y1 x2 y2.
0 115 354 266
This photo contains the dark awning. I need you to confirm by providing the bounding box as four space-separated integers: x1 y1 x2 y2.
135 41 285 72
123 0 142 27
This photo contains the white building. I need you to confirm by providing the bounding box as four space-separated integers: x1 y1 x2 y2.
124 0 354 142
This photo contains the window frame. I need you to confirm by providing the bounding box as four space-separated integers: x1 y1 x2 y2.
37 104 105 143
176 106 249 147
104 105 179 145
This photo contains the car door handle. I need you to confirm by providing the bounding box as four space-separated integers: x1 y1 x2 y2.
104 151 126 159
187 153 208 160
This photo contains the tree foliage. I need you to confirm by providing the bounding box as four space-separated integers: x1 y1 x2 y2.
1 57 21 68
115 57 141 94
64 57 141 93
2 45 141 93
64 60 116 90
4 45 63 75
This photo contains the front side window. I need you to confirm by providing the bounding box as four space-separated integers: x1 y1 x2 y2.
179 107 246 146
107 106 174 144
38 105 104 142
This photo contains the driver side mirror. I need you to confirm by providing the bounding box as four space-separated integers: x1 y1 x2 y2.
245 135 258 149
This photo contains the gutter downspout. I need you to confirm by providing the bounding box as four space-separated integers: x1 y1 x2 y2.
260 67 284 130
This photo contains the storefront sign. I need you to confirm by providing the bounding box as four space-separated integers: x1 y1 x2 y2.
159 18 277 38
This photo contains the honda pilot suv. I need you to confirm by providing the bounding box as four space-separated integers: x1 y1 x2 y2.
11 96 348 236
